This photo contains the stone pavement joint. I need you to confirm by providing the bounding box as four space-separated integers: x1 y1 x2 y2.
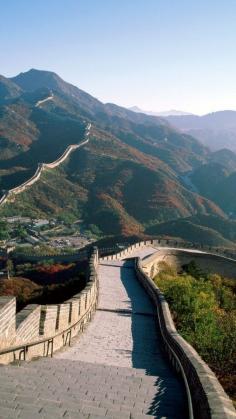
0 246 187 418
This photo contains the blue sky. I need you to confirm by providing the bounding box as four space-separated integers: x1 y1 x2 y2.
1 0 236 114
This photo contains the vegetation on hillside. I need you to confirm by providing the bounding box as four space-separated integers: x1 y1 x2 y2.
0 130 229 243
154 261 236 403
146 215 236 248
191 162 236 215
0 220 9 240
14 244 77 257
0 260 87 311
2 69 236 247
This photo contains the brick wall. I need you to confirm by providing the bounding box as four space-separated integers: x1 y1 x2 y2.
135 258 236 418
0 248 98 363
0 297 16 348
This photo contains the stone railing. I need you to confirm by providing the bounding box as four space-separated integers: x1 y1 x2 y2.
0 123 91 207
135 259 236 419
0 247 99 364
100 241 236 419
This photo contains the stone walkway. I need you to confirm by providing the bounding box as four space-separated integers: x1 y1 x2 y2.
0 246 187 418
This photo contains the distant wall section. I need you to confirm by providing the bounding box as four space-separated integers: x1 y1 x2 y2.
0 123 91 207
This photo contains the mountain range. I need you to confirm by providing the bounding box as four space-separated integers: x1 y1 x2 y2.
164 111 236 152
129 106 192 117
0 68 236 247
130 105 236 152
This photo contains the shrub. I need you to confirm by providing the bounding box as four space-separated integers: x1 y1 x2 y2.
154 261 236 402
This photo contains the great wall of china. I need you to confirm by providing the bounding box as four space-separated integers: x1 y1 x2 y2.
0 247 98 363
0 123 91 207
0 121 235 417
0 240 236 419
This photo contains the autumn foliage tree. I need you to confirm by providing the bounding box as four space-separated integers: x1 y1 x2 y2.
154 261 236 403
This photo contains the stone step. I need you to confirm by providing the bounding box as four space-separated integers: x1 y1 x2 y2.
2 366 183 400
13 358 180 380
0 251 188 419
0 390 176 419
0 359 186 418
2 360 184 394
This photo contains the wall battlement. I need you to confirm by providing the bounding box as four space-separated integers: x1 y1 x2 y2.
0 123 91 207
100 241 236 419
100 238 236 264
0 240 235 417
0 248 98 364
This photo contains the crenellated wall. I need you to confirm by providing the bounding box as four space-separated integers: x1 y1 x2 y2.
0 247 99 364
100 238 236 264
0 123 91 207
100 241 236 419
135 258 236 419
0 297 16 349
0 240 235 416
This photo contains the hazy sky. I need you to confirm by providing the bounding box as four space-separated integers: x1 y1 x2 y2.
1 0 236 114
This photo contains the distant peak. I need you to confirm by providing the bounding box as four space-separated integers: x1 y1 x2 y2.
10 68 63 92
22 68 58 76
0 74 22 101
129 106 144 113
128 106 194 117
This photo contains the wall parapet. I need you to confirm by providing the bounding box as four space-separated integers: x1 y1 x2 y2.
99 238 236 263
0 247 99 364
0 123 91 207
135 258 236 419
100 240 236 418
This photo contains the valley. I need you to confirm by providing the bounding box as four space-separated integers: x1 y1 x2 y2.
1 4 236 418
0 69 236 249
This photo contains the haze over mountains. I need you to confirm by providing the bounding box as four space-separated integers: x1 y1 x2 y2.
165 111 236 152
130 105 236 152
129 106 192 117
1 69 236 247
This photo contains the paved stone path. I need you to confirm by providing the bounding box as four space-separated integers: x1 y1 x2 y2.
0 246 187 418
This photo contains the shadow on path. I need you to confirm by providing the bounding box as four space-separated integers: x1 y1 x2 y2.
119 259 188 418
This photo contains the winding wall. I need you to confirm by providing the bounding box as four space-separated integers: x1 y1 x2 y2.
0 241 235 417
100 238 236 264
0 123 91 207
100 242 236 419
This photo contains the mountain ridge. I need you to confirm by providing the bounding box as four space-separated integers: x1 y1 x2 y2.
165 110 236 152
0 68 235 244
128 106 193 117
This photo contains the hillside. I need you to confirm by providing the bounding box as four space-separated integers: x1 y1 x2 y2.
129 106 193 117
0 126 226 238
0 69 234 244
146 215 236 248
165 111 236 152
0 75 22 103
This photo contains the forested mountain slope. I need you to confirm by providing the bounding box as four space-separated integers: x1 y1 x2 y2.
0 69 235 246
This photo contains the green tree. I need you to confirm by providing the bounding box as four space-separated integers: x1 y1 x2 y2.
0 220 9 240
57 212 76 225
15 224 27 239
6 259 14 279
88 224 102 237
182 260 205 279
154 261 236 380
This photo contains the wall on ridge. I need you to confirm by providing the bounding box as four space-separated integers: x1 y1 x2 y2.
100 240 236 419
100 238 236 264
0 248 98 364
0 126 90 207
